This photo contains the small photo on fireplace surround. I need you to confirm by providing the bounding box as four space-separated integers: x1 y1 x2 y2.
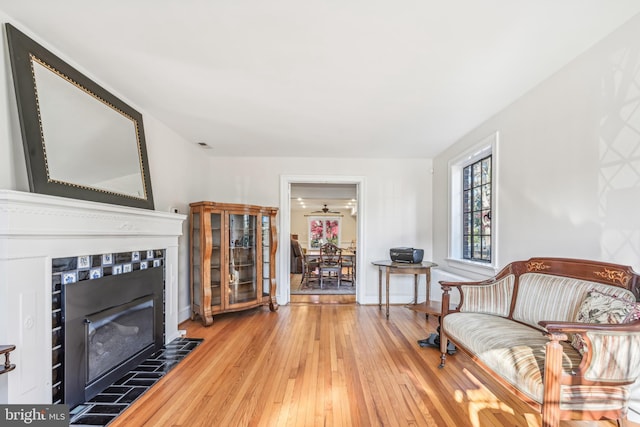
78 256 90 269
63 272 77 284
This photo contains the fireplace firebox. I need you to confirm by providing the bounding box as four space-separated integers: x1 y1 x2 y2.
63 266 164 408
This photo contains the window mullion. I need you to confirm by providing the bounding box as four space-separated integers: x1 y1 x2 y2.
463 155 491 263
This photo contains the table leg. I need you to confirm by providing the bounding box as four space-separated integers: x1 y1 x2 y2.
413 274 419 305
378 267 382 311
386 268 391 319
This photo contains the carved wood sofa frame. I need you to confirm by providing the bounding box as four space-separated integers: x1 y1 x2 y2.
438 258 640 427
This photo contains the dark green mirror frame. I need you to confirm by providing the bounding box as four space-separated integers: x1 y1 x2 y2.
5 23 155 210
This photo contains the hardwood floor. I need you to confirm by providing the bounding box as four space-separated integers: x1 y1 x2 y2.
290 294 356 304
110 304 630 427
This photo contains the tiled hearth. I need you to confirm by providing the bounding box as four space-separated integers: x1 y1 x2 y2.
69 337 202 427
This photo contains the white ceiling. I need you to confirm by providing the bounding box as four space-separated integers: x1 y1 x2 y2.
2 1 640 159
291 183 357 212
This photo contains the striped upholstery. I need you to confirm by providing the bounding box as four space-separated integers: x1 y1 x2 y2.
459 275 515 317
559 385 629 412
443 312 637 412
511 273 636 330
584 331 640 382
443 313 582 403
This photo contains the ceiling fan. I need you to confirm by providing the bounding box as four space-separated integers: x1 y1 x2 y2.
312 204 340 214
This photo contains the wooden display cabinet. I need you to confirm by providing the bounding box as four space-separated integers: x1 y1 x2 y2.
190 201 278 325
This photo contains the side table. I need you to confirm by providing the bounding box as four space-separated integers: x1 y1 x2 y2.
371 260 437 319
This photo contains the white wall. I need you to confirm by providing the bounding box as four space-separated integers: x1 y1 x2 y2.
432 12 640 421
205 157 433 305
142 115 210 321
434 13 640 273
0 12 28 192
0 16 209 326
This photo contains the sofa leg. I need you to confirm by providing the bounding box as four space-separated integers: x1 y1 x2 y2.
439 333 449 368
438 353 446 369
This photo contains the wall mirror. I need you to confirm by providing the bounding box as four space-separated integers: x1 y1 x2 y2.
5 23 154 210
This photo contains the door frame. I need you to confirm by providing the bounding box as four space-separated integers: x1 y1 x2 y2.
278 174 366 305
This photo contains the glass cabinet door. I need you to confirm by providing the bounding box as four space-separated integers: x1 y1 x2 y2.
228 213 257 305
191 212 201 308
262 214 270 298
210 212 222 307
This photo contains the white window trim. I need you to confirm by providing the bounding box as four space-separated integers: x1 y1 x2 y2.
447 131 500 277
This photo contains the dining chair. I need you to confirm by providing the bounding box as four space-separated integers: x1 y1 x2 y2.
319 243 342 288
341 252 355 285
300 251 319 287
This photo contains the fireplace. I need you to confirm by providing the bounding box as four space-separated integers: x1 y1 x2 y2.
86 297 154 385
58 255 165 408
1 190 186 404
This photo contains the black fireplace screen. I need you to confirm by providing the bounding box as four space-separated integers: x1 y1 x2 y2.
64 266 164 408
86 297 154 384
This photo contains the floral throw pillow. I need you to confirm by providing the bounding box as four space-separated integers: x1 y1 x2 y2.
571 290 640 355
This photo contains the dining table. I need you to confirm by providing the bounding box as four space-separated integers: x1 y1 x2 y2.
303 248 356 285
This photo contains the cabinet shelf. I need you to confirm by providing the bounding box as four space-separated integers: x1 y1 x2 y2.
232 263 255 269
190 201 278 326
231 280 254 286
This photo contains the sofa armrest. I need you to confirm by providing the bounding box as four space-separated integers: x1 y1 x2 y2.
440 274 515 317
539 320 640 384
440 280 487 314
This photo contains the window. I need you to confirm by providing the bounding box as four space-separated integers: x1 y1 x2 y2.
448 132 498 274
462 156 491 262
308 217 341 249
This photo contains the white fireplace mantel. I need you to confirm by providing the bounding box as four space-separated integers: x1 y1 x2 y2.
0 190 186 404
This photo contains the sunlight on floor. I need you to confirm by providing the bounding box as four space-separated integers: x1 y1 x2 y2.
453 368 524 427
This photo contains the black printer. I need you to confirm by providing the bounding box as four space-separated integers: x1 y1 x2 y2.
389 247 424 264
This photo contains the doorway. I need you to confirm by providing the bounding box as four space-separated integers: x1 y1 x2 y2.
278 175 365 305
290 183 356 298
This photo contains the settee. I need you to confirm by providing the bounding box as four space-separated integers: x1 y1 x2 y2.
438 258 640 427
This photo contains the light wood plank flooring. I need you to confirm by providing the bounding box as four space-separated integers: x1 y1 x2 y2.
110 304 633 427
